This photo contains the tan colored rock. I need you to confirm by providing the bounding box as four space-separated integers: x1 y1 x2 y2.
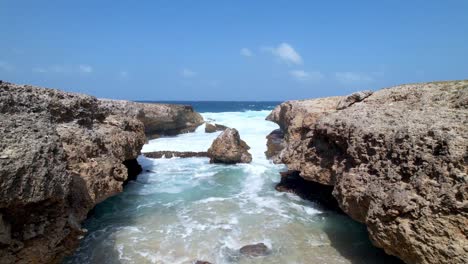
267 80 468 264
0 81 202 263
205 122 228 133
207 128 252 164
99 99 204 139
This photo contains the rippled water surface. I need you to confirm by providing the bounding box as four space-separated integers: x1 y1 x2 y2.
66 109 400 264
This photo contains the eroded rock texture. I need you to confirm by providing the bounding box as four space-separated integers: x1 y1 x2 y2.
0 81 203 263
99 99 204 139
267 80 468 264
207 128 252 164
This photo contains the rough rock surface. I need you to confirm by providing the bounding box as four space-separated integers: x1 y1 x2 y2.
336 90 373 110
143 151 208 159
205 122 228 133
100 99 204 139
0 81 202 263
267 80 468 264
265 129 285 163
207 128 252 164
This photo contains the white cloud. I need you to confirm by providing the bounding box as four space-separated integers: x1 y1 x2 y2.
79 64 93 73
32 64 93 74
335 72 373 83
240 48 253 57
290 70 324 81
264 43 303 65
0 61 14 71
181 68 197 78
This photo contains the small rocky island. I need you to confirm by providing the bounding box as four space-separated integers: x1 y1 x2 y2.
0 81 204 263
266 80 468 264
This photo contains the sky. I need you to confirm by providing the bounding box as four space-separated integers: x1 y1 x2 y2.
1 0 467 101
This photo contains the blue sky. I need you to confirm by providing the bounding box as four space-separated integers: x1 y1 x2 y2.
1 0 467 100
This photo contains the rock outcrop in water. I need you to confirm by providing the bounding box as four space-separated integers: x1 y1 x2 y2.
207 128 252 164
143 150 208 159
267 80 468 264
99 99 204 139
0 81 204 263
205 122 228 133
265 129 285 163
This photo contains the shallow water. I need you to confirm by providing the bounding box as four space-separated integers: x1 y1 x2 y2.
65 110 401 264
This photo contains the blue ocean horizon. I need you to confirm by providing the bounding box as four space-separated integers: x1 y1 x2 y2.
137 101 282 113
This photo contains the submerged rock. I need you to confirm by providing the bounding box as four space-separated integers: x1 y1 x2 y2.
205 122 228 133
239 243 269 257
194 261 212 264
207 128 252 164
267 80 468 264
143 151 208 159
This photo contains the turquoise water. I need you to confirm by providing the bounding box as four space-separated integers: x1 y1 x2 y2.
65 109 401 264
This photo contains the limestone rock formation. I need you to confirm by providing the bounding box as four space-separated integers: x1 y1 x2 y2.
205 122 228 133
336 90 373 110
99 99 204 139
207 128 252 164
0 81 203 263
267 80 468 264
265 129 285 163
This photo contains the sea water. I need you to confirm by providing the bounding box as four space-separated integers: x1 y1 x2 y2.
65 102 401 264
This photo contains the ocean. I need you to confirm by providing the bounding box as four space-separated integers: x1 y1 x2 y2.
65 102 401 264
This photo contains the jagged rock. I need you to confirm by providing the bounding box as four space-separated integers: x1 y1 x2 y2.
99 99 204 139
205 122 228 133
265 129 285 163
143 151 208 159
267 80 468 264
0 81 201 263
239 243 269 257
336 90 373 110
207 128 252 164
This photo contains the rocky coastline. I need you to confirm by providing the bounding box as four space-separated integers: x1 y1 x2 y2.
0 81 204 263
266 80 468 264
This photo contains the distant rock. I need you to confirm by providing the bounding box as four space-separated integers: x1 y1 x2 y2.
207 128 252 164
239 243 269 257
336 90 373 110
265 129 285 163
143 151 208 159
99 99 204 139
205 122 228 133
267 80 468 264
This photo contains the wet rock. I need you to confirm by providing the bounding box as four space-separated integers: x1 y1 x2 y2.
143 151 208 159
205 122 228 133
267 80 468 264
194 261 212 264
336 90 373 110
265 129 285 163
239 243 269 257
207 128 252 164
